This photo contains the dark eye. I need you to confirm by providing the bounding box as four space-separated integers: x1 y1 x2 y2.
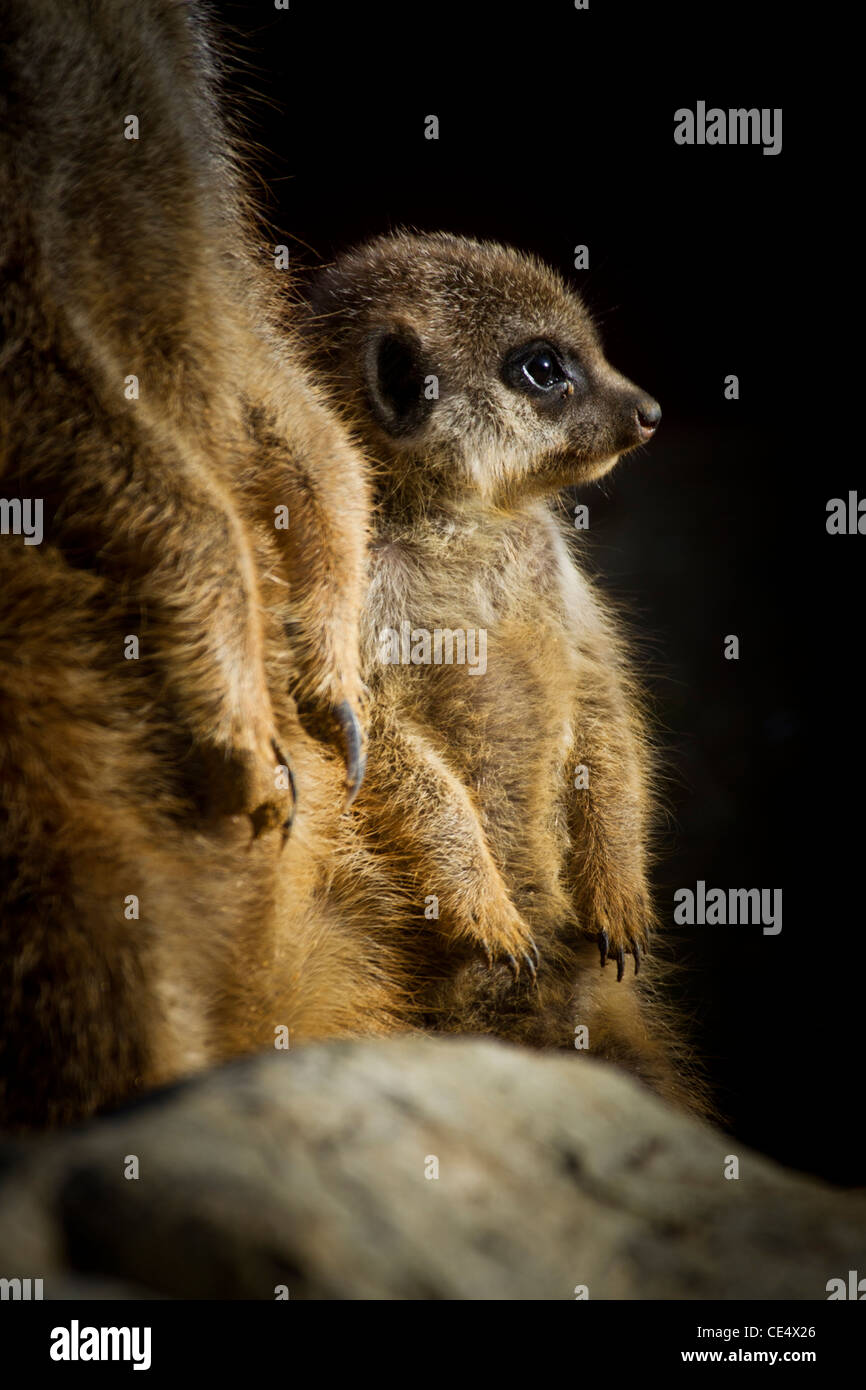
501 340 574 399
522 350 560 389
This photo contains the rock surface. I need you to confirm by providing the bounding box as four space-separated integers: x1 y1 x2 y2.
0 1036 862 1300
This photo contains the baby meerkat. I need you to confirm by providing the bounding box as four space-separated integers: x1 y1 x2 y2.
302 232 705 1109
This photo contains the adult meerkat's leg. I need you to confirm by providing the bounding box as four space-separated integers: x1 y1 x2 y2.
242 360 371 805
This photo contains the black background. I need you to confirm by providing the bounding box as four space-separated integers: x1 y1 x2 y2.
214 2 856 1183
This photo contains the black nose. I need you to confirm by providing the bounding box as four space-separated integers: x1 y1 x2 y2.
635 397 661 437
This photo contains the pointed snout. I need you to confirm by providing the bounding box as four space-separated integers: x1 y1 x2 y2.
612 384 662 450
634 395 661 439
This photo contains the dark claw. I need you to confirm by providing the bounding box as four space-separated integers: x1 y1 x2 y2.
269 739 297 848
615 947 625 982
597 929 609 968
505 953 520 980
271 738 297 832
523 950 538 983
530 939 541 969
295 697 366 808
633 942 641 976
333 699 366 808
270 739 294 790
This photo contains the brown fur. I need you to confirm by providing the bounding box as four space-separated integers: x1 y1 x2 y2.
0 0 388 1128
301 233 711 1113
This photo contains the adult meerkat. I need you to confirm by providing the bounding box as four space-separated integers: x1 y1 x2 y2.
0 0 375 1127
303 232 705 1109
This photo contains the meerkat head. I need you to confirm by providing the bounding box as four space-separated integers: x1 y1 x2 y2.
303 231 660 508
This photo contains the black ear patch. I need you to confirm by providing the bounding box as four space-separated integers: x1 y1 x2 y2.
363 326 434 437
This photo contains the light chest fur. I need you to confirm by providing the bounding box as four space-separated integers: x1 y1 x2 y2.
363 498 592 922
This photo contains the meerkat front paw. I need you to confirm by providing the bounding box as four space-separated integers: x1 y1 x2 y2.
588 880 650 980
450 889 539 982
